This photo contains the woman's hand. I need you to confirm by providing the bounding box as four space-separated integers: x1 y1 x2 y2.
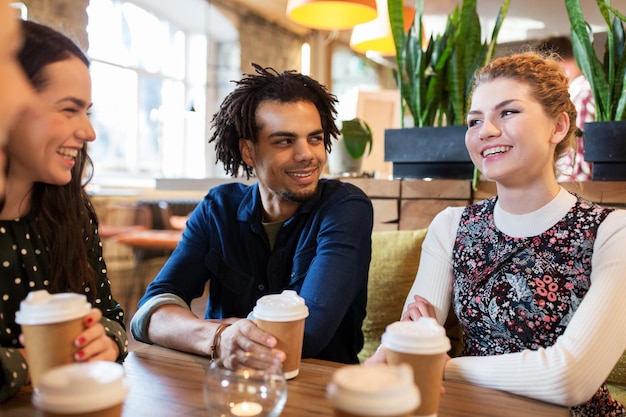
217 319 286 368
363 345 388 365
402 294 437 321
74 309 119 362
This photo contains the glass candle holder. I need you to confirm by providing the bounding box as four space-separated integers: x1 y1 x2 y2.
204 351 287 417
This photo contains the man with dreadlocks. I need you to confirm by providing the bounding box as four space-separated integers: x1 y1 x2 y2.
131 63 373 365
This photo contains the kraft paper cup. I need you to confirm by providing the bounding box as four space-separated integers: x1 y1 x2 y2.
327 363 420 417
382 318 451 417
252 290 309 379
33 361 128 417
15 290 91 388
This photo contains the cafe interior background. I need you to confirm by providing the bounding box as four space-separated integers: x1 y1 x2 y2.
10 0 621 328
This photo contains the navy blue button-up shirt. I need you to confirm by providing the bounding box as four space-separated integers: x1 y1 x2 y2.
138 179 373 363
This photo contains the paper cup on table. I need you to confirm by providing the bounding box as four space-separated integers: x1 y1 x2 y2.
382 318 450 417
252 290 309 379
33 361 128 417
15 290 91 388
327 363 420 417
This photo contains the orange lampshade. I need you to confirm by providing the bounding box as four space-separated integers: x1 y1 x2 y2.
286 0 378 31
349 0 416 56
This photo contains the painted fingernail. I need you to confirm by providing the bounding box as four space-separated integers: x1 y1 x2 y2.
74 351 85 360
75 337 86 346
85 316 95 325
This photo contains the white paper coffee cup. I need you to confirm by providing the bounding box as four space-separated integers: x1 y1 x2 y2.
327 363 420 417
33 361 128 416
15 290 91 325
252 290 309 379
15 290 92 388
382 319 450 417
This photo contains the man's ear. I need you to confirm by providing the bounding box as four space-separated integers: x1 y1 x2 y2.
239 138 255 167
551 111 570 145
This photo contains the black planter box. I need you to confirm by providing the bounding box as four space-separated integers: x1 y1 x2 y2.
584 121 626 181
384 126 473 179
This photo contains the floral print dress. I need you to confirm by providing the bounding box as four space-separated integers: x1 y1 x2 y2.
452 196 625 416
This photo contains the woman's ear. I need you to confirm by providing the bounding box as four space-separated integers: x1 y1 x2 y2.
239 139 255 167
551 111 570 144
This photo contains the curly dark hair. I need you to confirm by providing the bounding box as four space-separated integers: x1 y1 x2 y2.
209 63 340 178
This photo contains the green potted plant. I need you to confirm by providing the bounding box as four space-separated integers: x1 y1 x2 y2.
565 0 626 180
383 0 509 180
328 118 373 177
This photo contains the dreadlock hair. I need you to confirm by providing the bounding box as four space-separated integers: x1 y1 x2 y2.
15 20 98 302
209 62 340 178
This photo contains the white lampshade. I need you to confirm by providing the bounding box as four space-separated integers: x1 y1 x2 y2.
350 0 416 56
286 0 378 31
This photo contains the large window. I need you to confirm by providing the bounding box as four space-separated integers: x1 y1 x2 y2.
86 0 238 186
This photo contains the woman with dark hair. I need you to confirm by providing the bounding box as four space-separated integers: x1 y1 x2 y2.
0 20 128 401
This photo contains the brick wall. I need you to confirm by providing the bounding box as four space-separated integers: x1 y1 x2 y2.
20 0 89 51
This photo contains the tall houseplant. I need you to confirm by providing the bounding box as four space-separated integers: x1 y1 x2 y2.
389 0 510 128
566 0 626 180
383 0 510 180
566 0 626 122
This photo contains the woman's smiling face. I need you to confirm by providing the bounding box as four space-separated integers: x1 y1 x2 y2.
7 55 95 187
465 77 566 186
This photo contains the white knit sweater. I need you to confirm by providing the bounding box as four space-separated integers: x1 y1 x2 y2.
403 187 626 407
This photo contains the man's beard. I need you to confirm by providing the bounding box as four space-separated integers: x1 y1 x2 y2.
279 187 317 204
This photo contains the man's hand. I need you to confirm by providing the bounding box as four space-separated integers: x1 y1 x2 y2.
218 319 286 367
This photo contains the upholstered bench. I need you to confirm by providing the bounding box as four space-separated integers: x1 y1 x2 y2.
608 354 626 404
359 229 428 362
359 229 463 362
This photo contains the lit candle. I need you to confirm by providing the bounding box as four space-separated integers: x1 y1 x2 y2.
231 401 263 416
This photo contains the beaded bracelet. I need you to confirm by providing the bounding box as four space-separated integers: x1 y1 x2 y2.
210 323 232 361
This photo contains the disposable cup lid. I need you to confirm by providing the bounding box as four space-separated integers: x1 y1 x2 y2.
382 318 451 355
327 364 420 415
32 361 128 413
15 290 91 325
252 290 309 322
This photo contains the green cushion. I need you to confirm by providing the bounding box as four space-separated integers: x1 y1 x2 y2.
608 351 626 385
359 229 427 363
608 350 626 404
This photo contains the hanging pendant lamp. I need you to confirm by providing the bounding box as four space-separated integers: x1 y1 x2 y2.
349 0 415 56
286 0 378 31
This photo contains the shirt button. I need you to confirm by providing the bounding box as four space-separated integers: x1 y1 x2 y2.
258 284 265 291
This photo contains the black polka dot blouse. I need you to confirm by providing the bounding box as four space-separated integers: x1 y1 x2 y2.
0 212 128 401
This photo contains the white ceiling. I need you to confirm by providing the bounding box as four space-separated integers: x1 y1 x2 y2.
130 0 625 46
228 0 625 43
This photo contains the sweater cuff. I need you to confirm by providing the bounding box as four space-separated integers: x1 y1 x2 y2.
130 293 189 344
0 348 28 402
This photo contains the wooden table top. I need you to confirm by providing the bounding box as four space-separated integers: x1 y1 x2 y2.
115 229 183 251
0 345 568 417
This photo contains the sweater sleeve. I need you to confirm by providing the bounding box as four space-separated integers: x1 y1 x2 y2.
443 209 626 407
130 293 190 344
0 347 28 402
402 206 463 323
